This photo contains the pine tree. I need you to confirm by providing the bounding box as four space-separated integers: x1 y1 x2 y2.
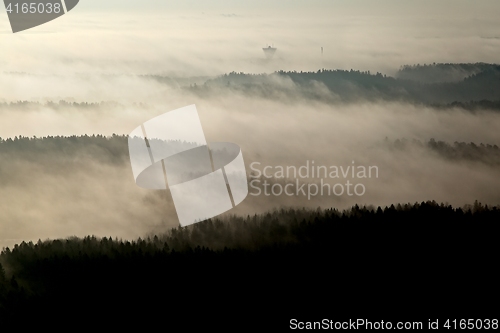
0 263 5 282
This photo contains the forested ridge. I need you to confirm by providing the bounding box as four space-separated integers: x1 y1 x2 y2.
2 135 498 167
3 63 499 109
189 63 500 105
383 138 500 166
396 63 499 83
0 201 498 325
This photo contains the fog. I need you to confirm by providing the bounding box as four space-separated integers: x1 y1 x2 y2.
1 1 500 76
0 1 499 249
1 86 499 249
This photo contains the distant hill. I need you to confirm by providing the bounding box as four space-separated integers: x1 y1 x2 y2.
395 63 498 83
4 64 500 109
187 64 500 106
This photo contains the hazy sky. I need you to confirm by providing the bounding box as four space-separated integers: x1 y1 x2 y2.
1 0 499 77
74 0 500 17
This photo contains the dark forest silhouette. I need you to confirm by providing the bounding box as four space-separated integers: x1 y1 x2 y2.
2 135 498 167
0 201 498 326
190 63 500 105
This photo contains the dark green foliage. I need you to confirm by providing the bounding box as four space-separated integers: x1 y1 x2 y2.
397 63 498 83
0 134 130 167
189 64 500 105
385 138 500 166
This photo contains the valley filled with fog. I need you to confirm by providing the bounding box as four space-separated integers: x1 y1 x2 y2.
0 0 499 249
1 66 499 249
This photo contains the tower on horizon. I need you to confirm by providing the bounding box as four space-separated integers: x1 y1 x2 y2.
263 45 277 59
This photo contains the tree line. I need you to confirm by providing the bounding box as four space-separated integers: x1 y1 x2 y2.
0 201 498 325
